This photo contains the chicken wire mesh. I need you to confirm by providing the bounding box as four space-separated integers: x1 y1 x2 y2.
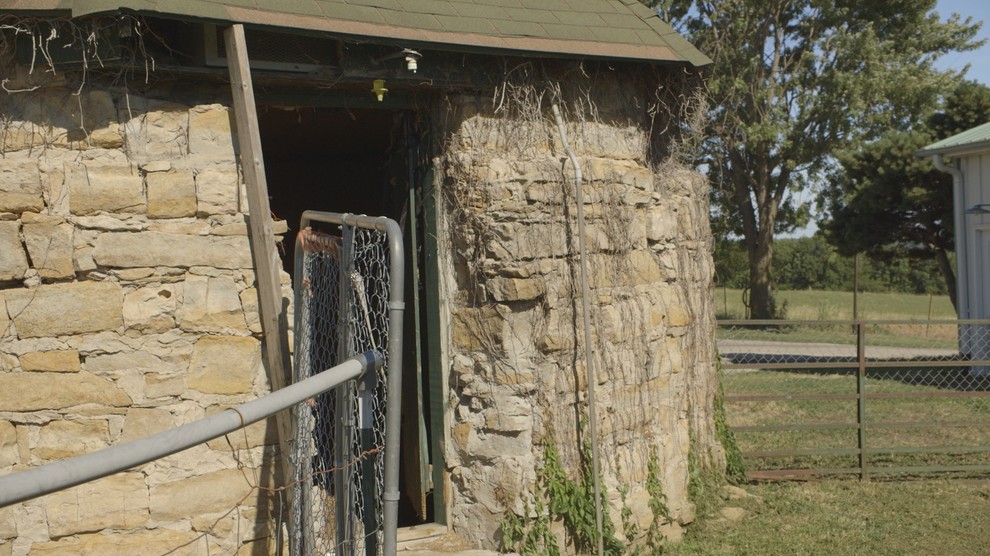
718 320 990 477
289 213 403 555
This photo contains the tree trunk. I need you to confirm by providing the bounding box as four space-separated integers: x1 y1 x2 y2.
746 228 776 319
934 247 958 314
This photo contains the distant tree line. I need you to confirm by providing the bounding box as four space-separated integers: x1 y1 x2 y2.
714 235 950 295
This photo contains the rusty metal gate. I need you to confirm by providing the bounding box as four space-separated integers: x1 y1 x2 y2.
719 319 990 479
289 211 404 555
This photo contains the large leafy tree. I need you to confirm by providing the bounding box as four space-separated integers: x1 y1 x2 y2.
653 0 981 318
824 81 990 312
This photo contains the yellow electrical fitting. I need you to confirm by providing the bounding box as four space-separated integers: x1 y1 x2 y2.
371 79 388 101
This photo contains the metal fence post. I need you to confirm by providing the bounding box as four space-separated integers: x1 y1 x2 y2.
856 321 868 481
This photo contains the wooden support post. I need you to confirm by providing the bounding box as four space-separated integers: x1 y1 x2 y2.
224 24 295 488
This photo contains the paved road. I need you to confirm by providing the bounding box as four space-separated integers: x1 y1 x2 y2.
717 338 960 364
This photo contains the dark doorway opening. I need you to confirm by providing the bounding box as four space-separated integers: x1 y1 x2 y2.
260 106 403 272
258 104 436 527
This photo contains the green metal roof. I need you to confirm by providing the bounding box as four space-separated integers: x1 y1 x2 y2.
6 0 710 65
918 120 990 158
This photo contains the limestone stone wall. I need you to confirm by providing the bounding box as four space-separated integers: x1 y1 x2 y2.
0 87 285 555
437 75 720 549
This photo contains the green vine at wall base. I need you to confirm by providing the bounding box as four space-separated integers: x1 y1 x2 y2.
715 353 747 483
502 435 679 555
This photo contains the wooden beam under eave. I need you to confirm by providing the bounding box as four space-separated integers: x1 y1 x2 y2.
224 22 295 495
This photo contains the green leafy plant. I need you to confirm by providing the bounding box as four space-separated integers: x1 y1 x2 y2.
644 454 671 552
715 354 747 483
500 495 559 556
618 484 639 544
541 435 624 555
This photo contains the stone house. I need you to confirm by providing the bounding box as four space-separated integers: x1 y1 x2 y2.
0 1 723 554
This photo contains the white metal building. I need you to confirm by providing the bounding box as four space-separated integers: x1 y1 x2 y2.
919 122 990 368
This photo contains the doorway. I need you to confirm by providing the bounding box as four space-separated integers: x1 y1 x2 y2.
257 104 438 526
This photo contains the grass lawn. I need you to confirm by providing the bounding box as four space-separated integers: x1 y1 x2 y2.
723 369 990 473
714 288 956 321
688 369 990 554
688 292 990 555
669 479 990 556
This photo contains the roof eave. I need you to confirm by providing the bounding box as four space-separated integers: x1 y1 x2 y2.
4 2 710 66
916 140 990 159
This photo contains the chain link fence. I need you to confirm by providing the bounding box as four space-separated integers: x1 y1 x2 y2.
718 320 990 479
290 212 404 555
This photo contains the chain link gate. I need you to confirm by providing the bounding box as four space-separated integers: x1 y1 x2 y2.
289 211 404 555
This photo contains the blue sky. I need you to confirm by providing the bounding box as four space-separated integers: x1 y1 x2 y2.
935 0 990 84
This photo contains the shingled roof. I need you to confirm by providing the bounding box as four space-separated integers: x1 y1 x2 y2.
5 0 710 65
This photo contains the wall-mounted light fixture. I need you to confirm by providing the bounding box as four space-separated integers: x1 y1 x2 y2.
373 48 422 73
965 203 990 215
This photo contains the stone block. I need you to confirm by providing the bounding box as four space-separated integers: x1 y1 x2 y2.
0 421 17 467
540 307 586 352
188 335 260 395
121 408 175 443
146 170 197 218
123 284 177 334
452 306 505 351
146 373 185 399
137 107 190 159
45 472 149 537
35 419 109 460
188 104 235 159
564 121 646 160
0 504 15 539
21 212 74 279
67 163 145 215
196 167 240 215
29 529 204 556
93 232 252 269
628 250 664 285
488 222 569 261
0 221 28 281
0 158 44 213
0 371 130 411
85 350 164 375
666 305 691 328
150 468 252 522
240 287 261 333
647 205 678 242
177 275 246 332
31 89 121 148
486 277 545 302
5 282 123 338
19 350 80 372
465 428 532 460
483 394 532 432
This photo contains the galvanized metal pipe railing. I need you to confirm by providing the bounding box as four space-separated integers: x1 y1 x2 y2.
0 351 383 509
